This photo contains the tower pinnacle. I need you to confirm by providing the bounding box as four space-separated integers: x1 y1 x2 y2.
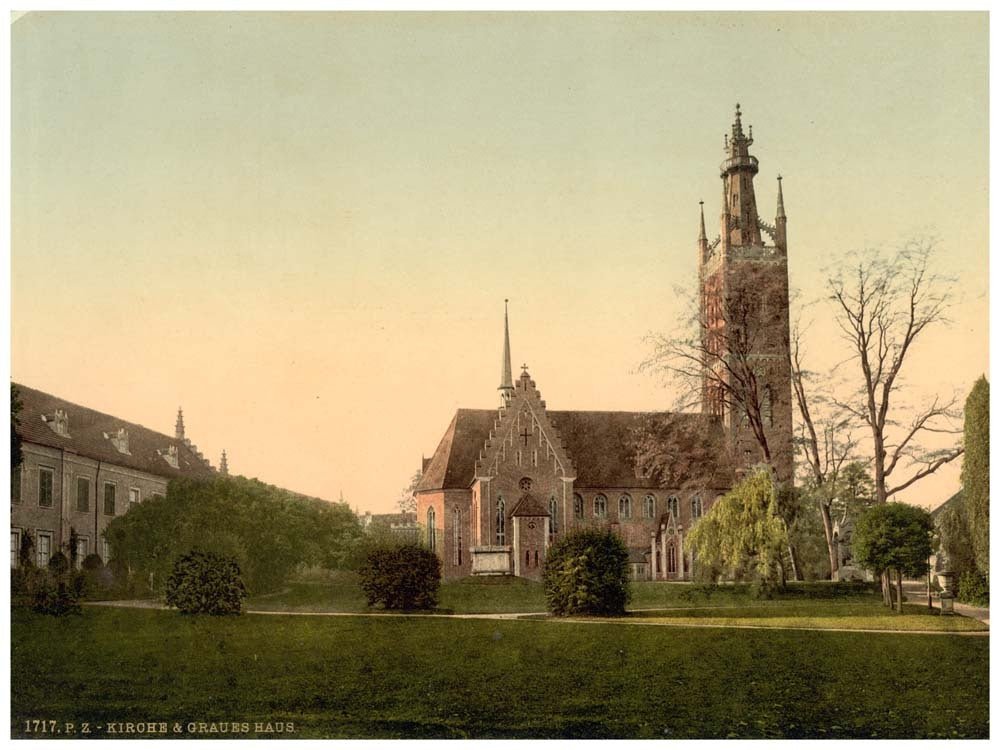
499 300 514 402
219 449 229 475
698 200 707 242
720 103 761 247
175 407 185 441
776 174 786 220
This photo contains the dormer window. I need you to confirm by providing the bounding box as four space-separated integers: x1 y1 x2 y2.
42 409 70 437
158 445 179 469
106 428 131 455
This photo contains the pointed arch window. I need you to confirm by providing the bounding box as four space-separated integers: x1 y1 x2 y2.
573 493 584 520
618 494 632 520
643 495 656 519
667 544 677 574
594 494 607 519
548 496 558 541
453 506 462 566
691 494 704 519
427 507 437 552
667 495 679 519
496 497 506 546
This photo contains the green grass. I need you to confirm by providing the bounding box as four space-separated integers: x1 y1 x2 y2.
248 574 883 615
10 606 988 739
586 602 989 632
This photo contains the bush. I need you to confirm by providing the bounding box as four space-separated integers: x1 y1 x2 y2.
164 550 248 615
30 574 81 616
358 544 441 610
543 529 631 617
957 570 989 607
48 551 70 576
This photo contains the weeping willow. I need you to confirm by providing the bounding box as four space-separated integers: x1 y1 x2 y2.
685 467 789 585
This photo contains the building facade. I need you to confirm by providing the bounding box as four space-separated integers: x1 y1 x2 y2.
11 384 217 569
416 107 793 582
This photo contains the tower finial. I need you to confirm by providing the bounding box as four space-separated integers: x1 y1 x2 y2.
219 449 229 475
776 174 786 220
175 407 185 441
698 200 707 242
498 300 514 401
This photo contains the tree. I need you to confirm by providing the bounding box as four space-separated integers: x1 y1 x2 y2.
104 475 363 595
937 493 977 580
852 502 934 612
396 470 422 515
685 467 790 590
543 529 631 617
641 277 785 469
165 550 248 615
960 376 988 574
11 383 23 470
827 239 963 505
358 544 440 610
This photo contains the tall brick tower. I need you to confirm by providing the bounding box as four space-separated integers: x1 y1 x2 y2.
698 104 794 483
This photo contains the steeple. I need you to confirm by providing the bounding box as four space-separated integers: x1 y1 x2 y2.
776 174 786 219
175 407 185 441
720 103 762 247
498 299 514 403
219 449 229 475
698 200 707 242
775 174 787 250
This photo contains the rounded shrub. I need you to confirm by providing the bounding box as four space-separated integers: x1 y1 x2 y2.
358 544 441 610
164 550 248 615
31 574 81 616
543 529 631 616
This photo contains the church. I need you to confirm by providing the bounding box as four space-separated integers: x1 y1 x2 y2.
416 106 794 581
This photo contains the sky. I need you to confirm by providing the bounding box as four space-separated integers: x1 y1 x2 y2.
10 11 988 513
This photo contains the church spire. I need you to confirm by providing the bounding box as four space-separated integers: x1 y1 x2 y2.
219 449 229 475
175 407 185 441
499 300 514 402
720 102 761 247
776 174 786 220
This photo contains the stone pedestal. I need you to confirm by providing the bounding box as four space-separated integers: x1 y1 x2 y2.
471 546 512 576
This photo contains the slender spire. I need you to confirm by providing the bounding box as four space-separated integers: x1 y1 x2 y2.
776 174 786 220
219 449 229 475
498 300 514 400
175 407 185 441
698 200 707 242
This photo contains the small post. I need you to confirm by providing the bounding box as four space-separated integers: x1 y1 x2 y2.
926 555 933 611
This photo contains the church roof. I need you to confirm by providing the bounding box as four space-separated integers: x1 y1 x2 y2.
416 408 730 493
13 383 216 480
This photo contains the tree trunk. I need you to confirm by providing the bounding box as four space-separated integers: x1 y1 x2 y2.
787 543 803 582
819 501 838 579
896 569 904 613
881 571 892 607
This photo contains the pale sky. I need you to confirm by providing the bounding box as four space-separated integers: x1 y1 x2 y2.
11 12 988 513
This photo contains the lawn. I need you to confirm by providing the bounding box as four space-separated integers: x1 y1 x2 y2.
248 574 883 615
10 606 989 739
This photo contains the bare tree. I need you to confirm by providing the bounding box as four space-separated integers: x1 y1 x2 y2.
827 238 964 505
789 317 859 577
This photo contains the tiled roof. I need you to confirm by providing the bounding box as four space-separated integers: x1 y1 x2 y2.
13 383 215 480
416 407 732 492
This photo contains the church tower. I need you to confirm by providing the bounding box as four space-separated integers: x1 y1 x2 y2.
699 104 794 483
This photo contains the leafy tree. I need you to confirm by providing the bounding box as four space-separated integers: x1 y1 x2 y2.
956 570 988 607
358 544 441 610
10 383 22 470
543 529 631 617
685 467 790 591
104 475 363 595
961 376 989 574
165 550 248 615
852 502 934 611
48 551 69 576
936 493 977 579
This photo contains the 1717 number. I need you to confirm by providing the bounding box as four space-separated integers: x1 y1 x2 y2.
23 720 58 734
